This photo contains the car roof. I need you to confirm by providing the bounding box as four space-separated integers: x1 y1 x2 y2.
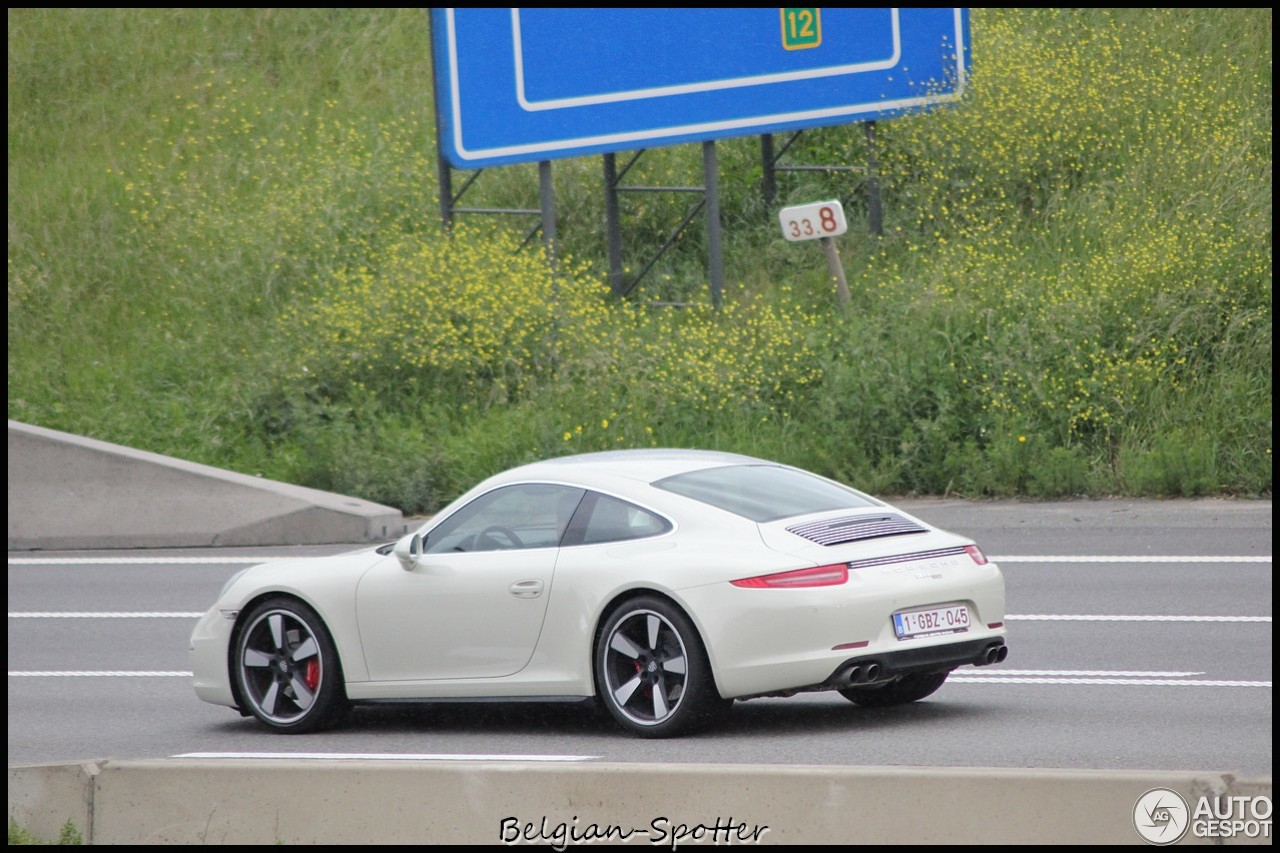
491 448 774 487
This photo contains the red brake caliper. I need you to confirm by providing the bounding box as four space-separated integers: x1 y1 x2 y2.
304 658 321 691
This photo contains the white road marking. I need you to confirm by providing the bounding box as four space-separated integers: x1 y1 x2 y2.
11 612 1270 623
9 670 193 677
950 669 1273 687
1008 614 1271 622
950 676 1270 687
174 752 597 762
7 556 316 565
12 668 1268 688
9 612 204 618
8 554 1270 565
995 556 1270 563
977 669 1206 677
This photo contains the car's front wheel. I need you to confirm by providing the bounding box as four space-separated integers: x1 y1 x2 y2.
840 671 950 707
234 597 348 733
595 596 728 738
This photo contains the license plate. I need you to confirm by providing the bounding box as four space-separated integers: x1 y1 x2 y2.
893 604 970 639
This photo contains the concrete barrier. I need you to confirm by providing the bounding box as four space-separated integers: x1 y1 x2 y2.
7 420 404 549
6 758 1272 845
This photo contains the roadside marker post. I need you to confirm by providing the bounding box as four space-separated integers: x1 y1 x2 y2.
779 199 850 306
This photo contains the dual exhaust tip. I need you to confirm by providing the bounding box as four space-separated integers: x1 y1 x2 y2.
842 642 1008 685
845 662 882 684
976 643 1009 666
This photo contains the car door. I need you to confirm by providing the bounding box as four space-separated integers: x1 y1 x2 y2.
355 483 585 681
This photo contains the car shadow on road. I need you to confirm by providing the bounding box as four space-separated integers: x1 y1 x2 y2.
206 693 993 742
719 695 989 738
343 699 619 736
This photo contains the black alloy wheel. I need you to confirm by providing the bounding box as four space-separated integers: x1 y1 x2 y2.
234 597 347 732
596 596 728 738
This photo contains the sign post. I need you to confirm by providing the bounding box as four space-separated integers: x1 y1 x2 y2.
779 200 850 306
431 8 969 303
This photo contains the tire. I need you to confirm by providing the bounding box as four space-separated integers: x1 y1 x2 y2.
595 596 729 738
234 597 348 733
839 671 950 708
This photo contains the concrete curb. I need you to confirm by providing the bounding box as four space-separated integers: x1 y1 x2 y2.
7 420 405 549
7 759 1273 845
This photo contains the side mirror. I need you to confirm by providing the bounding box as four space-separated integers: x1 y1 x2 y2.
393 532 424 570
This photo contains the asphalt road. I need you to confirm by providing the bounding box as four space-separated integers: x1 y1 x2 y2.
8 499 1272 776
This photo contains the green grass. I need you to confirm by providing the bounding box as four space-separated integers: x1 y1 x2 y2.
7 818 83 845
8 9 1272 512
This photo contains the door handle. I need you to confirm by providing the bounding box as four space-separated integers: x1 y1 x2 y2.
508 579 545 599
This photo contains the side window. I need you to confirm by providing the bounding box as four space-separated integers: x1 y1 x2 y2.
424 484 585 554
573 493 672 546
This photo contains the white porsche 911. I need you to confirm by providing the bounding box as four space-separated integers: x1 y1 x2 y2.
191 449 1008 737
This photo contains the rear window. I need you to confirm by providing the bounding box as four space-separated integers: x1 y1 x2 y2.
652 465 876 523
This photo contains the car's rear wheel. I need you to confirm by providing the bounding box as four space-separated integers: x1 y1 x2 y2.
595 596 728 738
234 597 347 733
839 671 950 707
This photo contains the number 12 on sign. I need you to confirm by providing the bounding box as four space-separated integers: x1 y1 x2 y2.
781 8 822 50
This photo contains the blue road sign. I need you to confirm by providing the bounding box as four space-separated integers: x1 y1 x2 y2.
432 8 970 169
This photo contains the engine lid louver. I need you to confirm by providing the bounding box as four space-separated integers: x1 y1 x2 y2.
786 513 927 546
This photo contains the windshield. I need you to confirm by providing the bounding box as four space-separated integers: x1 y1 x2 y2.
652 465 876 523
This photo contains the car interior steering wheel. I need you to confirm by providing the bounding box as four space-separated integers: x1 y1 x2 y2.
476 524 524 550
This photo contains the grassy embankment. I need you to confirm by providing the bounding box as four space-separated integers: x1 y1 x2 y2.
8 8 1271 513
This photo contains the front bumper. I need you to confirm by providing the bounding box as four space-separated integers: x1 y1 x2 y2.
189 607 238 708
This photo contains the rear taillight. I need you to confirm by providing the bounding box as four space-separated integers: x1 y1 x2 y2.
731 563 849 588
964 545 988 565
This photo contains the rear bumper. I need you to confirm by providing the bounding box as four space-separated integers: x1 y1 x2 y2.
681 555 1007 698
825 636 1008 686
734 636 1009 699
